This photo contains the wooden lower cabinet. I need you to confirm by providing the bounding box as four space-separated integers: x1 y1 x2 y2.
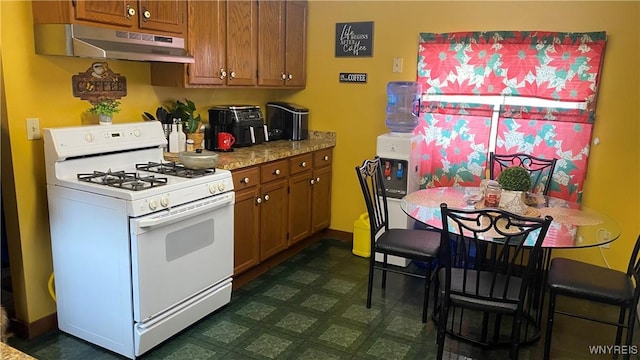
232 167 260 275
232 150 331 276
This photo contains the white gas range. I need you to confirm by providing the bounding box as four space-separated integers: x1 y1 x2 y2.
44 121 234 358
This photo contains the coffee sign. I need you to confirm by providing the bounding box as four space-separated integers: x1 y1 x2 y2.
72 62 127 105
335 21 374 57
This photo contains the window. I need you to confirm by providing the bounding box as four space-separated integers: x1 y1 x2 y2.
415 31 606 201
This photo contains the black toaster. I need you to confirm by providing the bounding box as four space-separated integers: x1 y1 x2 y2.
266 102 309 141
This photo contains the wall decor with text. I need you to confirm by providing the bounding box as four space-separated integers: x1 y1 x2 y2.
72 62 127 104
335 21 374 57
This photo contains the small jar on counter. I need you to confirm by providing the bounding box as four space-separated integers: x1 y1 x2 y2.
484 180 502 207
186 139 195 152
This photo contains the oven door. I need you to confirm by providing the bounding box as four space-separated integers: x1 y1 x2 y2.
130 191 234 323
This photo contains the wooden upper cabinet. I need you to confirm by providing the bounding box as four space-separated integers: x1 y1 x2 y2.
225 0 258 86
33 1 186 36
151 0 257 87
137 1 185 35
185 0 226 85
257 0 307 88
74 1 133 27
257 1 286 87
284 1 307 88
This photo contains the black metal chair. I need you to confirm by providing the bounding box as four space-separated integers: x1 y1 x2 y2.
544 234 640 360
489 152 557 195
435 204 552 360
355 157 441 323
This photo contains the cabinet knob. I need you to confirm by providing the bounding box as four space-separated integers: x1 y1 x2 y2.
316 177 321 183
264 194 270 201
219 69 227 80
240 177 250 184
323 155 329 161
229 71 236 79
256 197 262 204
126 4 136 18
142 8 151 20
281 73 287 80
273 169 281 175
287 73 294 80
310 179 315 185
300 161 307 167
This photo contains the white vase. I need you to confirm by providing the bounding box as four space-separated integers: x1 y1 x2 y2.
98 114 112 125
499 190 528 215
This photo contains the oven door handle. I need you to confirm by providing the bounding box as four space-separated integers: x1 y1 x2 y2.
136 192 234 229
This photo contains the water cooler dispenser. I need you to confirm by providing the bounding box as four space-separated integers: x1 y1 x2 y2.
376 133 422 267
374 81 423 267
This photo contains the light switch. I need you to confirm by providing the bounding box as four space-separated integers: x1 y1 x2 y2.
27 118 41 140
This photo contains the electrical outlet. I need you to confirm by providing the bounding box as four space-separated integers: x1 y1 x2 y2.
26 118 41 140
393 58 403 73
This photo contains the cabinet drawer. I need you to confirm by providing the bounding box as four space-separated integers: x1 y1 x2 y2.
313 149 333 167
289 153 313 175
261 160 289 182
233 167 260 190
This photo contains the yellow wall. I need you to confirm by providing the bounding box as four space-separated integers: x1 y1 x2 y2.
1 1 638 327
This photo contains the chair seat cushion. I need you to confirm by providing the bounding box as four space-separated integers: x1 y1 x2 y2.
438 267 522 313
548 258 634 306
375 228 440 260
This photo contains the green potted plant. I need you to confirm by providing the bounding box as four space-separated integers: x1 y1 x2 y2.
89 99 121 125
497 166 531 213
172 99 204 149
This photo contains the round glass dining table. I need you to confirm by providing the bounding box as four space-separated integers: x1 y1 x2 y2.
401 186 622 346
401 186 621 249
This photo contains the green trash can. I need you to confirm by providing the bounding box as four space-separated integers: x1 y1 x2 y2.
352 213 371 257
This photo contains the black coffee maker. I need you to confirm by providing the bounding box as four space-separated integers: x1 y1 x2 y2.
205 105 266 151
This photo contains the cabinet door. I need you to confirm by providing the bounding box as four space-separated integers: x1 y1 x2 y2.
312 166 332 233
187 0 226 85
257 0 286 87
284 0 307 88
74 0 133 28
225 0 258 86
259 178 289 261
288 171 312 245
233 167 261 275
233 187 260 275
138 0 186 35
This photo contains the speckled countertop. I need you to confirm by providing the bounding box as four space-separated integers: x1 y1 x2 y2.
0 342 35 359
164 130 336 171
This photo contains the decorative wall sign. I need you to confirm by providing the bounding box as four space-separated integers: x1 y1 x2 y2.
72 62 127 104
339 73 368 83
335 21 374 57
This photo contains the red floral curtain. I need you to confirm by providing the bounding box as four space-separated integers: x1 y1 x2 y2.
415 31 607 201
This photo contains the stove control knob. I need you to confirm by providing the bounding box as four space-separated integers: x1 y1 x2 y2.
218 182 225 192
160 197 169 208
85 133 94 142
209 184 217 194
149 200 158 210
133 129 141 137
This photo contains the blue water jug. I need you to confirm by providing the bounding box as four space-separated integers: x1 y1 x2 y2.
385 81 422 133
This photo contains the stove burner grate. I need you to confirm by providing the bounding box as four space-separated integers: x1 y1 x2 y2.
136 162 216 178
77 170 168 191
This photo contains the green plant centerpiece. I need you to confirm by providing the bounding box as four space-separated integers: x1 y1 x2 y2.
172 99 202 134
496 166 531 214
88 99 121 125
170 99 204 149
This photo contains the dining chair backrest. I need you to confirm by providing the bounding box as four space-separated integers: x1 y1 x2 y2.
439 204 553 305
489 152 557 195
355 157 389 239
628 234 640 303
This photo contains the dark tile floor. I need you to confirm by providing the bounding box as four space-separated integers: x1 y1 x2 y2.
3 238 640 359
